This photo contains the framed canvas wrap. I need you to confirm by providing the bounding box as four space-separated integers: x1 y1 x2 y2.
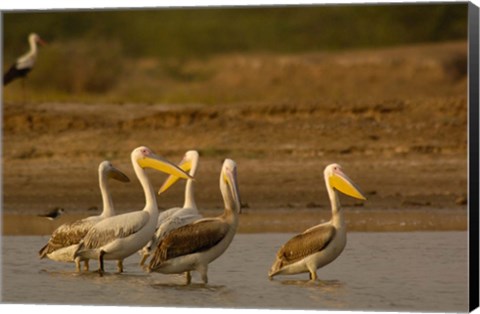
1 1 479 313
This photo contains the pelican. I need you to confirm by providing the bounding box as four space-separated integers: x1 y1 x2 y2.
268 163 366 281
148 159 241 284
139 150 202 267
74 146 192 275
4 33 46 86
38 161 130 272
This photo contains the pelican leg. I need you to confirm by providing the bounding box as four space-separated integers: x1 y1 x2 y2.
75 258 81 273
84 260 89 272
97 250 105 276
185 271 192 285
117 259 124 273
308 267 318 281
197 265 208 284
139 254 149 267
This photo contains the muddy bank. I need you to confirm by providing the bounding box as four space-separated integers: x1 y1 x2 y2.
2 42 468 233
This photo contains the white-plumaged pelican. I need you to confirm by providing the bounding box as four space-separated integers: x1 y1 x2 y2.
74 146 192 275
4 33 46 86
139 150 202 267
268 163 366 281
38 161 130 272
148 158 241 284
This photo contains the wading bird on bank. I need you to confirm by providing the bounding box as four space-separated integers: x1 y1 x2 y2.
139 150 202 268
3 33 46 86
38 161 130 272
268 163 366 281
74 146 192 275
148 159 241 284
38 207 65 220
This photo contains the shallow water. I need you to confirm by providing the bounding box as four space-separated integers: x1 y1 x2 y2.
2 232 468 312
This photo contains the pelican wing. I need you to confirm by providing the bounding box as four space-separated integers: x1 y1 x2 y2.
276 224 336 266
156 212 202 240
149 218 229 268
83 212 149 249
38 218 98 258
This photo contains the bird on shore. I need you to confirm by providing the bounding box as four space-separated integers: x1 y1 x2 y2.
268 163 366 281
148 159 241 284
38 207 65 220
74 146 192 275
139 150 202 268
3 33 46 86
38 161 130 272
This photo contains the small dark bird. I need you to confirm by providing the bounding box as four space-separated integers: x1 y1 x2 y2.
38 207 65 220
3 33 46 86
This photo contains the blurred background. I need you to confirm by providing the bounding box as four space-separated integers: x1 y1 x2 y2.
3 4 467 104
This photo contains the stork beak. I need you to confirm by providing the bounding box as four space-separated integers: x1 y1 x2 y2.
224 168 242 214
138 154 192 180
329 170 366 200
108 167 130 183
37 37 47 46
158 156 193 194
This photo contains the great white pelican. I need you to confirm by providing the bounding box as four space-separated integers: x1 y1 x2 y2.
268 163 366 281
73 146 192 275
38 161 129 272
148 158 241 284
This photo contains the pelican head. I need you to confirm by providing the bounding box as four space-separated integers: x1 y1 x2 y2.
158 150 199 194
99 160 130 183
220 159 242 213
324 163 366 200
29 33 46 46
131 146 193 180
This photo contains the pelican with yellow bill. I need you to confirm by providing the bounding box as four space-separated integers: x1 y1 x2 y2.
74 146 192 275
139 150 202 269
268 163 366 281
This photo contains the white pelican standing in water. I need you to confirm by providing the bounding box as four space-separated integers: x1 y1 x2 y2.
38 161 130 272
3 33 46 86
139 150 202 267
268 163 366 281
74 146 192 275
148 159 241 284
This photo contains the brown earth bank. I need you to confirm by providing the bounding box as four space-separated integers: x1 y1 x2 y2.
2 42 468 234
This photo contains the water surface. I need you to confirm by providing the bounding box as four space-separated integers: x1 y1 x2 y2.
2 232 468 312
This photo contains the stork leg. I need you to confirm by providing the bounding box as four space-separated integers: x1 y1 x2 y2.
21 78 27 105
97 250 106 276
117 259 124 273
